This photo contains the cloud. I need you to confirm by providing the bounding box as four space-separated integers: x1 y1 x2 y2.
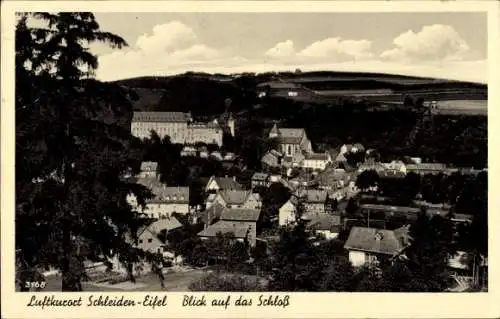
96 22 485 83
297 38 373 61
381 24 470 62
265 40 296 58
98 21 231 80
135 21 198 53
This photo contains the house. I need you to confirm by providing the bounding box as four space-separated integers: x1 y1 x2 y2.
135 217 184 254
358 162 387 174
193 202 226 226
335 152 348 164
307 214 342 240
268 123 313 157
210 151 224 161
198 208 261 246
256 81 312 99
127 179 190 219
340 143 365 155
251 172 270 189
205 175 243 193
287 171 317 189
278 190 329 226
315 168 350 190
344 226 412 267
139 161 158 179
406 163 447 175
381 160 407 175
206 190 262 210
282 152 305 168
301 152 332 171
261 149 283 169
180 146 197 157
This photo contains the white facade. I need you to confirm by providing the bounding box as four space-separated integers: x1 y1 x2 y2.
127 195 189 219
316 230 339 240
279 200 296 226
349 250 371 267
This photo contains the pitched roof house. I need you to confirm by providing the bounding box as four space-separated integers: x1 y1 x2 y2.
278 190 330 226
251 172 270 189
128 178 190 218
206 189 262 210
135 217 184 254
198 208 261 246
302 152 332 171
261 150 282 168
205 175 243 193
139 161 158 178
307 214 342 240
344 226 412 267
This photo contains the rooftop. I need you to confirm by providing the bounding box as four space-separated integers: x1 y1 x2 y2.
140 161 158 172
221 208 261 222
198 220 256 239
218 189 260 205
344 226 411 255
132 111 192 123
252 172 269 181
136 178 189 203
209 176 243 191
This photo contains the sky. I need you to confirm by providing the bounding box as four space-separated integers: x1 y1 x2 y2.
84 12 487 83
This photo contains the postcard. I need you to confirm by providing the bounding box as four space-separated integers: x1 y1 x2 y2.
1 1 499 318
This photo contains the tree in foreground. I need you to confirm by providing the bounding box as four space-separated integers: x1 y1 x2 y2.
16 13 153 291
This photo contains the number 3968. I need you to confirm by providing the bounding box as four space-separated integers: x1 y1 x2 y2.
25 281 47 289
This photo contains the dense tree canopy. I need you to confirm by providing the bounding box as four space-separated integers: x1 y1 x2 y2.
16 13 154 291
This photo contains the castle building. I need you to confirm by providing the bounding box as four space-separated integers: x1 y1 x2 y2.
131 111 230 146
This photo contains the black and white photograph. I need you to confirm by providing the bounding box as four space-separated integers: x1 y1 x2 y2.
9 6 490 296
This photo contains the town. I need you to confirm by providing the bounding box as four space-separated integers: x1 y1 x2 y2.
14 12 488 293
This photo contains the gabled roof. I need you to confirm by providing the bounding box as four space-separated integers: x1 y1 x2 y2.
307 214 341 231
209 176 243 190
140 161 158 172
295 189 328 203
221 208 261 222
132 111 192 123
315 168 349 186
344 226 411 255
197 202 225 225
136 178 189 204
353 143 365 150
278 128 306 145
252 172 269 181
138 216 183 238
198 220 256 239
219 190 260 205
269 123 280 136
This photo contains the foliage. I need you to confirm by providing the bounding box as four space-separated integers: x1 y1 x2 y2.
15 13 154 291
189 273 268 292
405 212 456 291
355 170 380 192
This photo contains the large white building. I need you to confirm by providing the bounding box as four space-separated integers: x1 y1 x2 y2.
131 111 234 146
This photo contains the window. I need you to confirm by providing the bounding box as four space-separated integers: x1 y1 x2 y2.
139 239 143 244
148 238 153 243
